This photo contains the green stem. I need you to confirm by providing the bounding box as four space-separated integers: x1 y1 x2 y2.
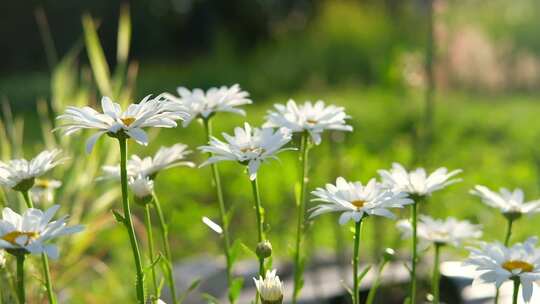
366 257 389 304
152 193 179 304
512 279 520 304
21 191 56 304
250 178 265 277
494 218 515 304
16 254 25 304
203 118 234 304
432 244 441 304
352 219 363 304
145 204 158 302
410 200 419 304
118 137 145 304
292 132 310 304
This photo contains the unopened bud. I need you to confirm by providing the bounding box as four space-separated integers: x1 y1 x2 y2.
383 248 395 262
256 240 273 259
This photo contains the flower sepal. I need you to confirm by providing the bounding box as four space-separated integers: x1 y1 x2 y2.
261 296 283 304
13 178 35 192
134 194 153 206
503 211 522 222
6 248 29 257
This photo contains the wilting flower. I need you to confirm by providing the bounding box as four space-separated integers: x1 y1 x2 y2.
129 175 154 205
30 179 62 205
254 269 284 304
101 143 195 180
0 149 64 192
464 237 540 303
56 96 188 153
310 177 413 225
378 162 462 197
199 123 292 180
263 99 352 145
471 185 540 218
397 215 482 249
0 205 83 259
162 84 252 127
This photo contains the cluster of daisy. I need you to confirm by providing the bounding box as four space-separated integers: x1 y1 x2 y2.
3 83 538 304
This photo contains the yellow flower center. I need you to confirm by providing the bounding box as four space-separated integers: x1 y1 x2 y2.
1 231 39 246
502 260 534 273
306 119 318 125
351 200 366 209
120 117 136 127
240 147 265 154
34 179 50 188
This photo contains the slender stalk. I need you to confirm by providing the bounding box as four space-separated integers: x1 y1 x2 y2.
494 218 515 303
16 254 25 304
250 178 265 277
366 256 390 304
432 244 441 304
145 204 158 302
202 118 234 303
292 132 310 303
21 191 56 304
504 219 514 246
152 193 178 304
118 137 145 304
352 219 363 304
409 200 419 304
512 279 520 304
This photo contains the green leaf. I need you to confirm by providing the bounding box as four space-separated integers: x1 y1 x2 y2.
240 242 257 258
82 13 113 97
201 293 220 304
358 265 372 284
339 280 353 296
179 279 202 303
230 239 243 266
228 277 244 303
111 210 125 223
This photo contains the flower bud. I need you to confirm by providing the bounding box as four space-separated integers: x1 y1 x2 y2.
256 240 273 259
129 175 154 206
254 269 283 304
383 248 395 262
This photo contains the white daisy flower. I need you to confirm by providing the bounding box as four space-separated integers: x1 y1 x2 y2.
397 215 482 249
263 99 352 145
0 205 84 259
129 175 154 204
0 149 64 192
378 162 462 197
30 179 62 205
253 269 284 304
464 237 540 303
162 84 252 127
56 96 189 153
310 177 413 225
198 123 292 180
101 143 195 180
471 185 540 218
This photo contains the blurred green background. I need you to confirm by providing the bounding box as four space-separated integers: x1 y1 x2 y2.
2 0 540 302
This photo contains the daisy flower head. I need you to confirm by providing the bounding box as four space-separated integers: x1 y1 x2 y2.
162 84 252 127
253 269 283 304
471 185 540 219
464 237 540 303
378 162 462 198
263 99 352 145
198 123 292 180
397 215 482 249
100 143 194 180
56 95 189 153
30 179 62 205
129 174 154 205
310 177 413 225
0 205 84 259
0 149 64 192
